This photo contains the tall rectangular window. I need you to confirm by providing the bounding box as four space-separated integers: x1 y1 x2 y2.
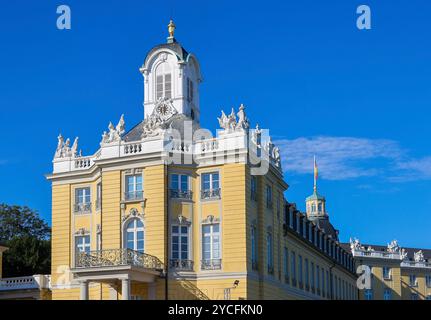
298 255 303 286
316 265 320 292
382 266 391 280
291 252 296 283
251 226 258 270
125 174 143 200
284 247 289 282
364 289 373 300
96 183 102 211
172 225 189 261
383 288 392 300
426 275 431 288
187 78 194 103
170 174 191 199
305 258 309 288
251 176 257 201
267 232 274 274
311 262 315 290
75 235 91 254
74 187 91 213
75 187 91 205
201 172 220 199
202 223 221 269
266 185 273 208
409 275 417 287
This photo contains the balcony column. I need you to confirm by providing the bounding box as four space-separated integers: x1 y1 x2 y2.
79 280 89 300
121 278 130 300
148 282 156 300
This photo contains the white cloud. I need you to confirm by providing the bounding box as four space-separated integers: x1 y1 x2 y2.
274 136 430 182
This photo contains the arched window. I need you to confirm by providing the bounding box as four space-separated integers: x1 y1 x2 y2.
125 219 144 253
311 203 317 213
155 62 172 100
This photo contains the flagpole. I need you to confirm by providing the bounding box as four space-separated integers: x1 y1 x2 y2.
314 155 317 193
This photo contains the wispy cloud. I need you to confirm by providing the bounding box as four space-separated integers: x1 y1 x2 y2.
274 136 430 182
390 156 431 182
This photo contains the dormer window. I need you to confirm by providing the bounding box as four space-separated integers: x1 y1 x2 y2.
156 63 172 100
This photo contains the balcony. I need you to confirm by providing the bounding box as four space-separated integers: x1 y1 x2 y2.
169 189 193 200
124 191 144 202
201 188 221 200
74 202 91 214
169 259 194 271
201 259 222 270
72 249 164 300
75 249 163 271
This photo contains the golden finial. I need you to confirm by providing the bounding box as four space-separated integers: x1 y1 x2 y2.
168 19 176 38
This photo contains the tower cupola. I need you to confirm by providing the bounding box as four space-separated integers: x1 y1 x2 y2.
139 20 203 124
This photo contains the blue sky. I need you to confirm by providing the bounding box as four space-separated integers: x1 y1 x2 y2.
0 1 430 248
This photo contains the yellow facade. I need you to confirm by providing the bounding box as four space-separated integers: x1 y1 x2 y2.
47 158 358 300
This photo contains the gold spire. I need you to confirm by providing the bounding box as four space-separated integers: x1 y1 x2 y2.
168 19 176 38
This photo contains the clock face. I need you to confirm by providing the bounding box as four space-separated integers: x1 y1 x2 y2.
157 104 169 115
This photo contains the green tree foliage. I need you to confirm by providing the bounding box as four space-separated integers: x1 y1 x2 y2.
0 204 51 277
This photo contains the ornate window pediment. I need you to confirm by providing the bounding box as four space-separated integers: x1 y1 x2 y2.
202 215 219 224
122 208 145 223
75 228 90 236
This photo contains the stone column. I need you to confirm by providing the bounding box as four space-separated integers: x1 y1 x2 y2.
79 280 89 300
148 282 157 300
121 279 130 300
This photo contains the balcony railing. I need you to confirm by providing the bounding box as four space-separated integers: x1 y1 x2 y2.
401 261 431 269
75 249 163 271
201 188 221 200
170 189 193 200
201 259 222 270
74 202 92 214
352 249 402 260
0 275 51 291
124 191 144 201
169 259 194 271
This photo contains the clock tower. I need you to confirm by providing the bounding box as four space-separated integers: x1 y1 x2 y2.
139 20 203 124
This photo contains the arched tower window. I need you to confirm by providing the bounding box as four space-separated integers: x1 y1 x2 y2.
125 219 144 253
155 62 172 100
311 203 317 213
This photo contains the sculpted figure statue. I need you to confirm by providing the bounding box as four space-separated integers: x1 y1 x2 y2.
236 104 250 130
414 250 425 262
71 137 79 158
116 114 125 136
387 240 401 253
55 134 64 158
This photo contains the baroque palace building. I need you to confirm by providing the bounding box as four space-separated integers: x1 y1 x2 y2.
342 239 431 300
44 21 358 300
